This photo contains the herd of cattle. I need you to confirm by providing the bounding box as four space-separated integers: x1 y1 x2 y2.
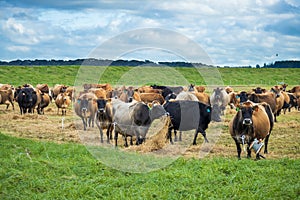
0 82 299 159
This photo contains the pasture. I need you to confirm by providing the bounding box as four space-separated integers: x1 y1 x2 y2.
0 66 300 199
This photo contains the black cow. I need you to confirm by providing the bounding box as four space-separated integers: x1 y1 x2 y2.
16 87 37 114
151 85 184 98
163 100 211 145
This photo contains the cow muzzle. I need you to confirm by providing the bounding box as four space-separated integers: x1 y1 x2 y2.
243 118 252 125
98 108 105 113
81 108 88 113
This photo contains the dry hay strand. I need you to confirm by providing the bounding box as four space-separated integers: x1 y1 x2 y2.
127 116 171 153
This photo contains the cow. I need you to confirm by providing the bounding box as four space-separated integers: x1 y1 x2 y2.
95 99 113 143
287 86 300 93
112 99 168 147
138 86 162 94
225 86 233 94
139 93 165 105
16 87 37 114
163 100 211 145
187 84 210 105
74 92 97 130
210 87 230 122
175 91 199 101
0 88 14 110
37 93 51 114
55 92 71 116
36 84 49 94
271 86 287 117
151 85 184 98
229 101 274 160
88 88 107 99
285 93 298 112
83 83 113 92
51 84 68 100
252 87 267 94
247 92 278 122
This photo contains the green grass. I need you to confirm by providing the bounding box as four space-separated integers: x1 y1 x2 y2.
0 66 299 87
1 133 299 199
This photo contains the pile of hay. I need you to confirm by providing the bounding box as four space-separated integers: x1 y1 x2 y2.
127 116 171 153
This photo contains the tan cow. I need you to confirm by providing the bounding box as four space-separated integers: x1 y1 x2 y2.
88 88 107 99
0 88 14 110
55 92 71 116
74 92 98 130
139 93 165 105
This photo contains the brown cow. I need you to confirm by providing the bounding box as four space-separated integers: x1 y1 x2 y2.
38 93 51 114
139 93 165 105
287 86 300 93
0 88 15 110
83 83 112 92
225 86 233 94
74 92 97 130
52 84 68 100
248 92 278 122
137 86 162 94
36 84 49 94
88 88 107 99
271 86 287 116
229 101 274 159
55 92 71 116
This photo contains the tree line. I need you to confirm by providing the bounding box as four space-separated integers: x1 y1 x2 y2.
0 58 299 68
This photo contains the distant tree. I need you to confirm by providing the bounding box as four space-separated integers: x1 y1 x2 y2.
256 64 260 68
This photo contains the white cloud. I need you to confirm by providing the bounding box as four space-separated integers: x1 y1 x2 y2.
7 45 30 52
0 0 299 66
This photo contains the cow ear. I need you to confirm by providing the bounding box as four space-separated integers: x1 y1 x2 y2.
252 105 259 112
147 103 153 109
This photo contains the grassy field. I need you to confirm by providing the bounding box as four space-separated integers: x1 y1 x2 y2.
0 66 299 199
0 65 299 87
1 133 299 199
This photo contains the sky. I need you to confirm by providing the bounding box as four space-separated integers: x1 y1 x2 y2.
0 0 300 66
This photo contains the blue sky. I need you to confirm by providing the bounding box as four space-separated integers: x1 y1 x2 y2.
1 0 300 66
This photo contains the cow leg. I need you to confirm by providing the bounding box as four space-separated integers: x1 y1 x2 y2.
95 118 103 143
247 145 251 159
81 117 87 131
199 130 209 143
193 130 199 145
174 130 178 142
168 128 173 144
114 130 118 147
123 135 128 147
130 136 133 145
179 131 182 141
106 124 112 143
233 138 242 159
264 134 270 154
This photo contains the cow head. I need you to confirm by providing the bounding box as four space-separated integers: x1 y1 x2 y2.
149 102 168 121
238 91 249 104
237 101 259 126
77 96 90 115
271 86 281 98
96 99 107 114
